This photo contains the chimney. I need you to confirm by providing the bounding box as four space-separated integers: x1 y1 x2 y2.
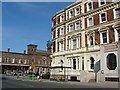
8 48 10 52
24 50 26 54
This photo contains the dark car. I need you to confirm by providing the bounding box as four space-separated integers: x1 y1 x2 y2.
13 72 24 76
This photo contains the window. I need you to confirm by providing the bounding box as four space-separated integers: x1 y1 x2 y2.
100 0 106 6
75 8 80 15
0 58 1 62
90 57 94 69
115 8 120 18
88 17 93 27
88 2 92 11
88 34 94 46
60 15 64 22
107 53 117 70
5 58 8 63
78 59 79 70
24 59 27 64
75 22 80 30
60 28 64 35
73 39 77 49
43 60 46 64
102 32 107 43
100 13 106 22
69 25 74 32
60 42 64 51
70 10 73 18
82 57 84 70
11 58 15 63
118 30 120 41
73 59 76 69
61 60 63 70
18 59 21 64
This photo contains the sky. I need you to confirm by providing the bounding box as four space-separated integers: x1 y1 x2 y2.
2 2 74 53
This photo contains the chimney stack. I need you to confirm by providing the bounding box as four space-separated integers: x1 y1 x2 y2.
8 48 10 52
24 50 26 54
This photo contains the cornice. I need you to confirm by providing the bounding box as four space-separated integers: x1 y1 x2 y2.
52 49 100 57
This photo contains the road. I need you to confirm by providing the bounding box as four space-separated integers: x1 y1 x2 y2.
1 75 119 89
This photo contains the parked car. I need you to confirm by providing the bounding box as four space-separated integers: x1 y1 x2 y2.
13 72 24 76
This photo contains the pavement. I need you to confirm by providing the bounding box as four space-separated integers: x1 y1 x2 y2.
1 74 119 89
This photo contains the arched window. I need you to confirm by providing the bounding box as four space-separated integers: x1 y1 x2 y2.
107 53 117 70
90 57 94 69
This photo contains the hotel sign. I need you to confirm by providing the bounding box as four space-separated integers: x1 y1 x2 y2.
105 45 118 51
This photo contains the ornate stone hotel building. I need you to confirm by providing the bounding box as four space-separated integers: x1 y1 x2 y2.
0 44 52 77
51 0 120 82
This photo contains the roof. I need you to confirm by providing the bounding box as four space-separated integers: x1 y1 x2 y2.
0 51 27 55
36 50 51 54
27 44 37 46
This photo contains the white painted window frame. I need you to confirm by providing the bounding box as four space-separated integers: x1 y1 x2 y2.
69 24 74 32
60 15 64 23
98 0 106 7
18 59 21 64
114 8 120 19
0 58 2 62
5 57 8 63
11 58 15 63
87 17 94 27
99 12 107 23
75 7 80 16
75 21 80 30
60 41 64 51
69 10 74 18
73 39 77 49
87 1 93 12
100 31 109 44
60 28 64 35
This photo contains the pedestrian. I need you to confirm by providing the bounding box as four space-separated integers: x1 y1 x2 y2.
36 72 39 80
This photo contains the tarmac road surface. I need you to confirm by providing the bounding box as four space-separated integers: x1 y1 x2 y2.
1 75 119 89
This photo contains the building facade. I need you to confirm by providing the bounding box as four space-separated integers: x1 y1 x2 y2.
0 44 52 77
51 0 120 82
